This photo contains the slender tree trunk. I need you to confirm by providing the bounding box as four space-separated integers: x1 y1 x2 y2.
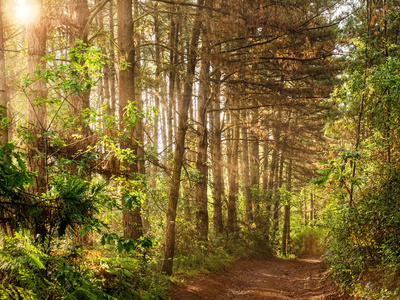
195 23 210 239
161 103 167 158
304 193 308 226
109 0 118 174
211 70 223 235
268 137 277 225
118 0 142 240
69 0 91 140
109 0 116 117
0 3 6 145
241 113 252 224
281 158 292 256
162 0 204 275
152 4 161 188
27 0 47 195
0 3 12 236
310 193 314 222
227 104 239 233
167 11 178 164
273 152 284 238
262 140 269 191
249 109 259 224
261 136 270 226
272 110 282 240
133 0 147 231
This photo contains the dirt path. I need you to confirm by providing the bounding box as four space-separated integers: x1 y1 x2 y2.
171 257 344 300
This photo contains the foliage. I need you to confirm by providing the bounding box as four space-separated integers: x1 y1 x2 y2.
322 170 400 298
0 231 167 300
0 142 34 193
318 4 400 294
174 239 234 277
290 225 325 257
103 254 171 299
0 231 117 300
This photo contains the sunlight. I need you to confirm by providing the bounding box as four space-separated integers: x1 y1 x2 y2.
15 0 40 24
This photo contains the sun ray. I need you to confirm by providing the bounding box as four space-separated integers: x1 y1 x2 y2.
15 0 39 24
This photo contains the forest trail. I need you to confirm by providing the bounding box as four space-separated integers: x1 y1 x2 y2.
171 257 343 300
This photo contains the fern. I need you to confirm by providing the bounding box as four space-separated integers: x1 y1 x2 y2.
65 287 119 300
0 284 37 300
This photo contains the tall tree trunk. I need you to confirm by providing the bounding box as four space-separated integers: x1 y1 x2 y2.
241 113 252 224
227 105 239 233
211 70 223 235
262 140 269 190
133 0 147 231
117 0 142 240
69 0 91 141
167 11 178 165
272 110 282 240
27 0 47 195
304 193 308 226
249 109 259 224
162 0 204 275
0 2 6 145
109 0 116 117
103 64 111 115
108 0 118 173
161 103 167 158
310 193 314 222
281 158 292 256
261 137 270 229
0 2 12 236
268 137 277 221
152 3 161 188
195 22 210 239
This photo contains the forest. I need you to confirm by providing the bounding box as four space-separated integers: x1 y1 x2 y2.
0 0 399 299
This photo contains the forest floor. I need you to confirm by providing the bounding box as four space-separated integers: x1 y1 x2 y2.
171 256 346 300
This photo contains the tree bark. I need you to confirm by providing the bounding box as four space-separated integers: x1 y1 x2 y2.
69 0 91 139
211 70 223 235
262 140 269 190
281 158 292 256
26 0 47 195
162 0 204 275
167 11 178 165
249 109 259 224
195 21 210 239
109 0 116 117
261 136 270 228
117 0 142 240
0 2 12 236
227 104 239 233
151 3 161 189
241 112 252 224
310 193 314 222
0 2 6 145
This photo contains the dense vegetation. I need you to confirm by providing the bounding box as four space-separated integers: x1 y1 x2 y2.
0 0 399 299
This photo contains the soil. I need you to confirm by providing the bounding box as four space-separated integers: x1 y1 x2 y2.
171 257 346 300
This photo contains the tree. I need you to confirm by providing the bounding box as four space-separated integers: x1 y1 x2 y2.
26 0 48 195
117 0 142 240
210 69 224 235
162 0 204 276
0 1 7 145
194 1 212 239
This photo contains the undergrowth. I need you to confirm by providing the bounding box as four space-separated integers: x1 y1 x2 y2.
322 170 400 299
0 231 172 300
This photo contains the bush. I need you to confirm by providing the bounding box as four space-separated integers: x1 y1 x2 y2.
0 231 116 300
0 231 171 300
323 170 400 298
